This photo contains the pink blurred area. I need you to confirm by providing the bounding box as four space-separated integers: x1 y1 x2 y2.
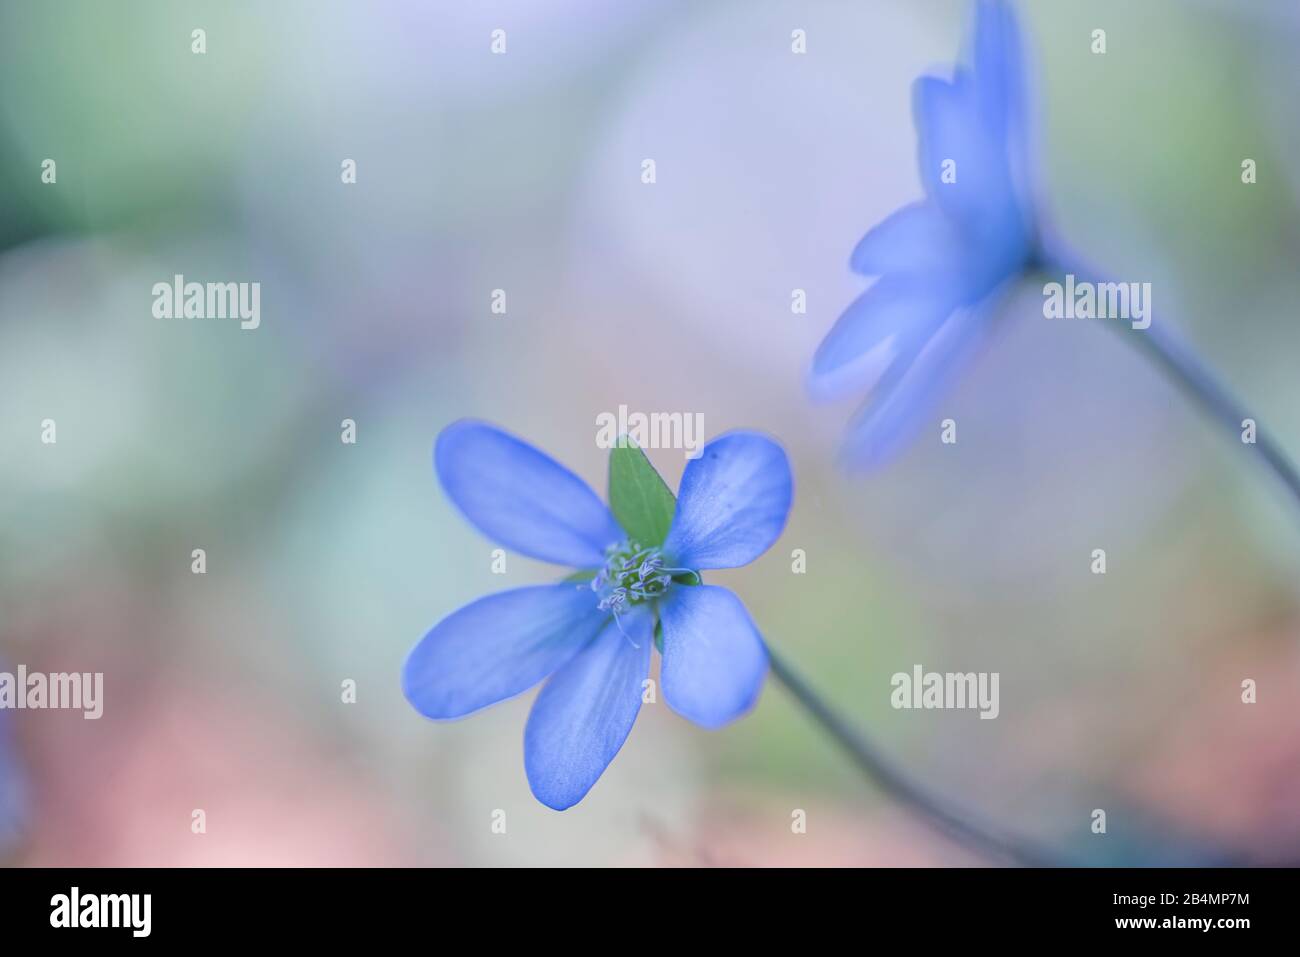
642 801 979 867
1128 634 1300 861
9 632 430 867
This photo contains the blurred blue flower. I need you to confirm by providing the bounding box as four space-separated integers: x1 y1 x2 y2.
0 711 26 855
403 420 792 810
811 0 1038 467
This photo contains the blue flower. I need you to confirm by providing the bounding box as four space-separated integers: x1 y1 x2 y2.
402 420 792 810
810 0 1037 467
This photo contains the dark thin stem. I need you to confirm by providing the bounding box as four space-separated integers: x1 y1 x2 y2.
1039 248 1300 510
1133 324 1300 505
766 645 1065 867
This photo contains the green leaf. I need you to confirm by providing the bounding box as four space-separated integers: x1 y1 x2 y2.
608 437 677 547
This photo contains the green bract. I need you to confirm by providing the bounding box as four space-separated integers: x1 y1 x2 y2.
607 436 676 549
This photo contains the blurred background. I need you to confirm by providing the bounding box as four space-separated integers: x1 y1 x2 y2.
2 0 1299 866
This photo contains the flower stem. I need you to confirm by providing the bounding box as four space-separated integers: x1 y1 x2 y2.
765 646 1064 866
1038 248 1300 509
1131 323 1300 504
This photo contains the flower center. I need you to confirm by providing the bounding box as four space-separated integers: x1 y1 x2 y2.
589 542 694 615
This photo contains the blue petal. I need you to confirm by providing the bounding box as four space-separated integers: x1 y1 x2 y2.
810 275 961 401
973 0 1035 220
662 432 792 571
913 71 1010 230
973 0 1027 147
659 585 768 729
840 293 999 469
436 420 624 568
524 607 653 810
849 201 964 278
403 584 607 719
